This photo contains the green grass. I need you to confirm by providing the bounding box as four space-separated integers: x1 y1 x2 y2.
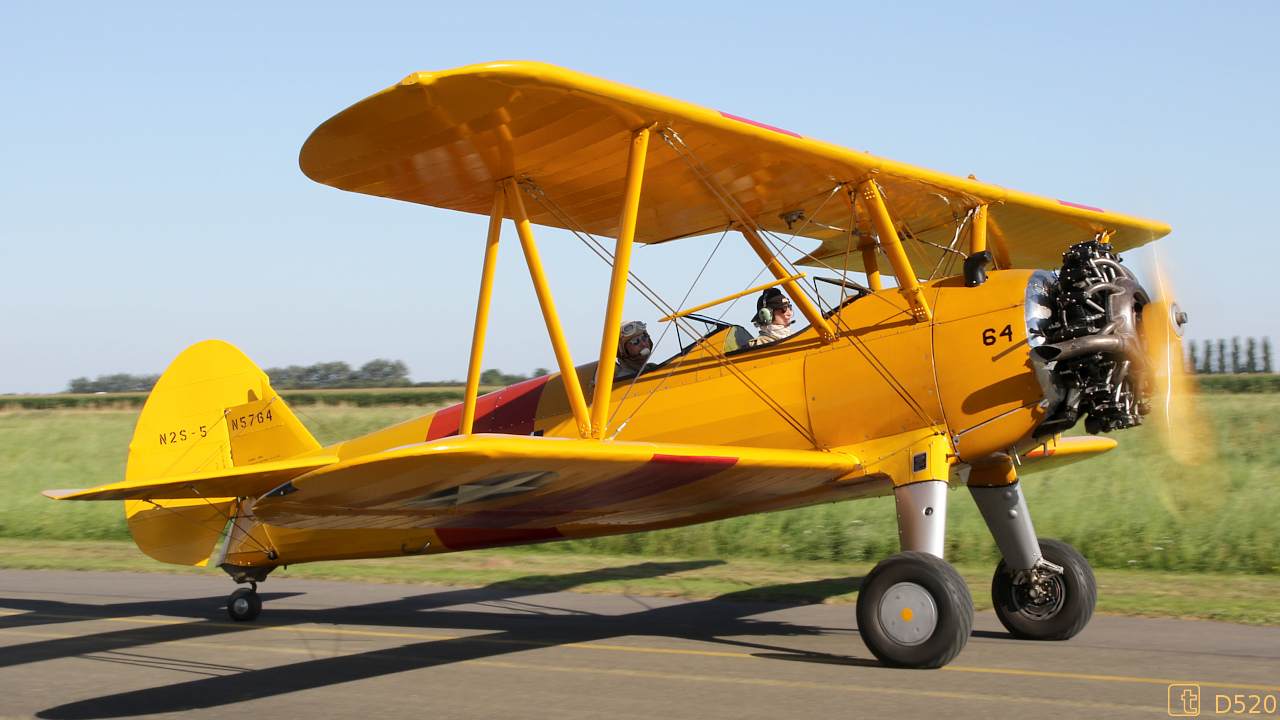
3 398 1277 575
0 406 429 540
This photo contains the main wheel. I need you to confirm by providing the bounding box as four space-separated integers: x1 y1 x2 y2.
227 587 262 622
992 538 1096 640
856 552 973 669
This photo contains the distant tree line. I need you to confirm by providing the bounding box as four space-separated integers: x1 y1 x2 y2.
480 368 550 386
66 361 555 393
1187 337 1272 374
265 359 412 389
66 373 160 394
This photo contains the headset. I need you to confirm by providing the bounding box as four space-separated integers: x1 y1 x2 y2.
755 288 792 325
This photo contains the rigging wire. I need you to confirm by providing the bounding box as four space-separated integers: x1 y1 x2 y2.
660 133 939 429
520 182 817 444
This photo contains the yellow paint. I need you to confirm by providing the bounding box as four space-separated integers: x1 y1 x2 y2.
301 61 1170 272
858 181 932 322
861 243 882 291
461 188 505 435
592 127 650 437
971 205 989 261
507 179 591 436
900 608 914 622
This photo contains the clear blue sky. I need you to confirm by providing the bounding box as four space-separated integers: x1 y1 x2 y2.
3 2 1276 393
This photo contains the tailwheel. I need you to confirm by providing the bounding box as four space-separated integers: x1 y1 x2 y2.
992 538 1096 640
227 583 262 622
856 552 973 669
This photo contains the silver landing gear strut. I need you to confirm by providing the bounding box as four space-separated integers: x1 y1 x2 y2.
968 458 1096 640
894 480 949 557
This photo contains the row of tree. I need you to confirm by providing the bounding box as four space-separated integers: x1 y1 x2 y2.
1187 337 1273 374
67 373 160 394
66 362 553 393
265 359 411 389
481 368 550 386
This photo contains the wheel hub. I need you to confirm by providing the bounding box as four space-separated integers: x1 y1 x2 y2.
877 582 938 646
1012 573 1066 620
232 597 250 615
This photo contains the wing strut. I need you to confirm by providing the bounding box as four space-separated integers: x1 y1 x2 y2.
591 127 651 438
507 178 592 436
858 181 933 322
460 188 506 435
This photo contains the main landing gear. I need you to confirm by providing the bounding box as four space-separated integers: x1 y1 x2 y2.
857 473 1098 668
857 479 974 669
991 538 1096 640
856 551 973 668
227 581 262 622
970 481 1096 642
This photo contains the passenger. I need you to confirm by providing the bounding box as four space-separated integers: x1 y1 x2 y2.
749 288 795 347
615 320 655 379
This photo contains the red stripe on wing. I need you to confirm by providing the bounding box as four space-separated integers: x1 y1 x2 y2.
438 454 739 529
719 111 802 139
1058 199 1105 213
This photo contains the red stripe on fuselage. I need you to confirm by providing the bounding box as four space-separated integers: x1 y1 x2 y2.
425 374 552 441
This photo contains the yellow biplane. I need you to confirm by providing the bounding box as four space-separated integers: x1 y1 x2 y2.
45 61 1185 669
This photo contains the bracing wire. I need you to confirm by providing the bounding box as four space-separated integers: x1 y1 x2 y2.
659 133 939 429
520 182 816 444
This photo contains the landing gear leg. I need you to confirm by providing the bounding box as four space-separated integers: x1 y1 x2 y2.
227 581 262 622
970 479 1096 640
856 480 973 668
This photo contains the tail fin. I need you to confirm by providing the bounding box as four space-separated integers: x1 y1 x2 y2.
124 340 320 566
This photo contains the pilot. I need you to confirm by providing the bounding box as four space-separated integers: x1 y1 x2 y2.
616 320 655 379
749 288 795 347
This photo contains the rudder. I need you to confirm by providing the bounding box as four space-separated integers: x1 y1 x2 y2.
125 340 320 566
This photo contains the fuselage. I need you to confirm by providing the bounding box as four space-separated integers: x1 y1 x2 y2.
235 270 1047 567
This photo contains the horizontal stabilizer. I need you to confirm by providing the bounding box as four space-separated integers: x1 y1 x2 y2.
44 455 339 501
252 434 862 531
1019 435 1118 474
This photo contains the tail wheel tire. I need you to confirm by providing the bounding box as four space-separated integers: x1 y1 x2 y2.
856 552 973 669
227 587 262 622
992 538 1096 641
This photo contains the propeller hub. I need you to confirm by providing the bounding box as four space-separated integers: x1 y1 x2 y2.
1170 302 1188 337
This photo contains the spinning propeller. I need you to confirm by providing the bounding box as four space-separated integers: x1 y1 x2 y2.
1140 252 1221 518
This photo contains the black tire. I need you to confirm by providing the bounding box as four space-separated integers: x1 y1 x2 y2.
992 538 1096 640
856 552 973 669
227 587 262 622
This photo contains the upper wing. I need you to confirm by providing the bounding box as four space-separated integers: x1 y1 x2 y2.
300 61 1170 271
250 434 862 531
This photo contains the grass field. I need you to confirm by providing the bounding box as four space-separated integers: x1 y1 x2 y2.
2 398 1276 625
2 397 1276 574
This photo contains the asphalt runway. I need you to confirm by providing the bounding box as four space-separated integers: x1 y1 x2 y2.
0 568 1276 720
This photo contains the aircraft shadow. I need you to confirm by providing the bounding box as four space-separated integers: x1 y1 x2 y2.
11 563 875 719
